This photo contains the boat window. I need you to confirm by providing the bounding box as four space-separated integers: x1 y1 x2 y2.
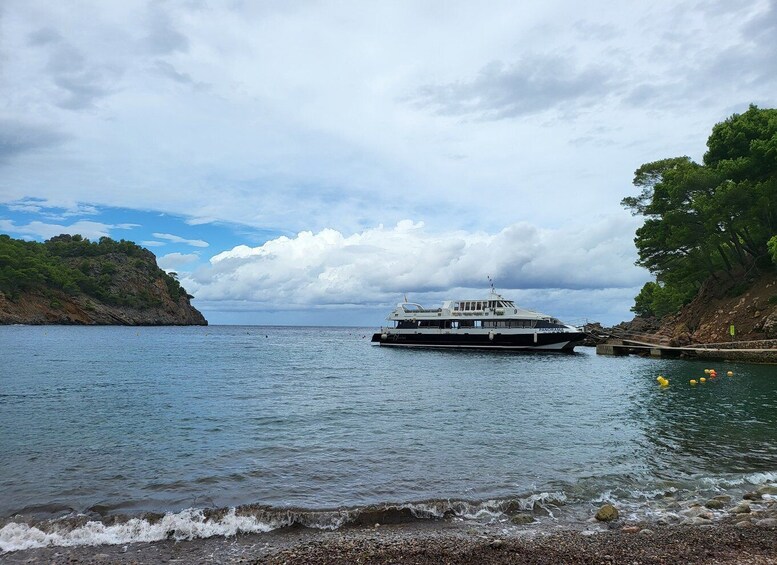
474 320 482 328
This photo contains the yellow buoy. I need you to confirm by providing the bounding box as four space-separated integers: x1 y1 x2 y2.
704 369 710 374
660 379 670 387
727 371 733 377
690 379 697 385
657 376 664 382
700 377 707 383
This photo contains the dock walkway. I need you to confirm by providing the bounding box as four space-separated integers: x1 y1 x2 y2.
593 331 777 363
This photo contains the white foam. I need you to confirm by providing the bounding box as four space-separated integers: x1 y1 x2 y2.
744 471 777 485
0 508 276 553
700 470 777 489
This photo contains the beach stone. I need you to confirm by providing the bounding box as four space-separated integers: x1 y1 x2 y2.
731 503 751 514
595 503 619 522
743 491 762 501
621 525 639 533
712 494 732 503
736 520 754 528
757 485 777 496
704 499 725 510
639 528 654 535
510 513 534 525
756 518 777 527
683 506 710 518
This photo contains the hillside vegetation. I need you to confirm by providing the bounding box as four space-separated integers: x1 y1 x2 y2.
622 105 777 319
0 234 206 325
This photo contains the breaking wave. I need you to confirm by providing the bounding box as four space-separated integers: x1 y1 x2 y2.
0 493 566 553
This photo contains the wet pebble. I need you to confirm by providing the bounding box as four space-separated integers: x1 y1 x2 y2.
756 518 777 527
731 503 751 514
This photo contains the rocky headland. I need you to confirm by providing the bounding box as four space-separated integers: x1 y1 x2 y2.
0 234 206 326
586 271 777 362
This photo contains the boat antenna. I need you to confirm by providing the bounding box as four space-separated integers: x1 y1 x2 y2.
403 292 408 303
488 275 495 293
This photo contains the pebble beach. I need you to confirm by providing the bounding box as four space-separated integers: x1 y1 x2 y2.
3 519 777 564
5 489 777 564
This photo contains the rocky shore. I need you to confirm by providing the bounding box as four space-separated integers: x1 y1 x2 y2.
3 519 777 564
5 485 777 564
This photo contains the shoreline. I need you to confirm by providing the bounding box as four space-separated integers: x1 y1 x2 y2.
3 518 777 564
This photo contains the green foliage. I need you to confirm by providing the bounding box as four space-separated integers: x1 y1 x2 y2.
624 106 777 318
769 235 777 266
0 233 193 309
631 281 693 318
163 272 183 302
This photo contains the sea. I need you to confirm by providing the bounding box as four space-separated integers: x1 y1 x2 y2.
1 325 777 552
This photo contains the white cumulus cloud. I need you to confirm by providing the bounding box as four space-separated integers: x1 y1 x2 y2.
184 217 649 315
158 252 200 272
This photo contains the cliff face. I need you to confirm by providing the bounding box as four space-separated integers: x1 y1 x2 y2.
0 237 207 326
648 272 777 345
0 286 207 325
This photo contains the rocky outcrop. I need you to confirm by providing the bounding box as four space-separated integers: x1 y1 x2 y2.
0 248 207 326
0 287 206 325
653 272 777 344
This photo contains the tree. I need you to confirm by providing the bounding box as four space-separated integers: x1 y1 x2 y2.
623 106 777 318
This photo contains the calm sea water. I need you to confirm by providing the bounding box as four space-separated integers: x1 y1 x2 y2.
1 325 777 549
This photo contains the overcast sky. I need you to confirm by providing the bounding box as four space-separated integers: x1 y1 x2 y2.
1 0 775 325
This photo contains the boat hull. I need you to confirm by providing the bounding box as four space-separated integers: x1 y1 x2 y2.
370 331 585 352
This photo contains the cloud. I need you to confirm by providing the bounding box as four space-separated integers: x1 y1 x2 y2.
412 57 614 120
0 120 67 164
157 252 199 272
144 7 189 55
26 25 118 110
153 60 206 89
152 232 209 247
0 219 135 240
185 218 648 310
141 240 165 247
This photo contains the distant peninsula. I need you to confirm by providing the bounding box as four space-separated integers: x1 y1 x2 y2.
0 234 207 325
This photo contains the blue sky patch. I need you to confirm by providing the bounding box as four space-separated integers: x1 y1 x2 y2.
0 199 285 272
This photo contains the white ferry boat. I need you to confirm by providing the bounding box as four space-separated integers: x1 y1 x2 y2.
371 289 585 352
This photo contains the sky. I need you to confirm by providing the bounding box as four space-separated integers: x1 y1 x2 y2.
1 0 775 325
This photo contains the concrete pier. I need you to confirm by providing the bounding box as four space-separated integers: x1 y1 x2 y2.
594 337 777 363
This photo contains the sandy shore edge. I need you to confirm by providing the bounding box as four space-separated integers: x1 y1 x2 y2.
3 518 777 564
